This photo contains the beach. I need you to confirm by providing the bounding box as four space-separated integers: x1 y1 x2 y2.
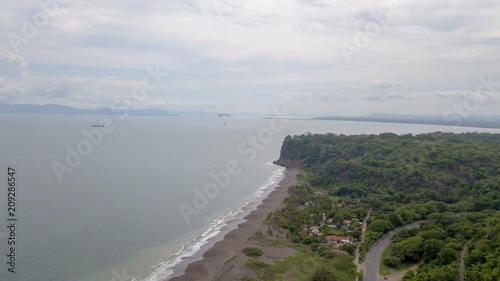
169 168 300 281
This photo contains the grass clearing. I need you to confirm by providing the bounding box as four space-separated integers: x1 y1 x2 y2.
248 243 357 281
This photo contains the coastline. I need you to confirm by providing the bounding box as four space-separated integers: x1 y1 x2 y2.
168 167 300 281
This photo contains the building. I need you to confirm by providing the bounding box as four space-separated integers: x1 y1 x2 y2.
325 235 350 245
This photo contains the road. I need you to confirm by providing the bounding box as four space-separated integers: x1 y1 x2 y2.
363 221 421 281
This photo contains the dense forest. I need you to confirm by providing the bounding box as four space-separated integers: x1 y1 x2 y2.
268 132 500 280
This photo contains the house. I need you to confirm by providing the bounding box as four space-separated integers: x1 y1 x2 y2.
310 226 321 235
351 218 363 225
342 219 352 226
327 224 338 230
325 235 350 245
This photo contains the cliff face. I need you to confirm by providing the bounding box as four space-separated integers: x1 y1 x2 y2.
274 158 301 168
274 136 302 168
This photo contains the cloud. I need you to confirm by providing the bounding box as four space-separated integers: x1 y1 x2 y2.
362 90 499 103
1 1 500 115
368 80 406 88
0 51 28 79
277 92 352 102
30 82 73 98
0 82 27 104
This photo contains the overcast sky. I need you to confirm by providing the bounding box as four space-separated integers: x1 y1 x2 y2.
1 0 499 116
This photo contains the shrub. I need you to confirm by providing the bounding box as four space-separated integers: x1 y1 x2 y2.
245 259 267 270
384 256 402 267
242 247 264 257
310 267 340 281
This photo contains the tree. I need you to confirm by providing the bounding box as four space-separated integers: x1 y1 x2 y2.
384 256 402 267
352 229 362 241
423 238 444 262
428 265 457 281
392 236 424 262
418 229 446 240
388 213 403 227
367 219 393 233
343 243 356 255
437 246 458 265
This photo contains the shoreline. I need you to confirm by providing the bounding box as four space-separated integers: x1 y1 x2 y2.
168 167 300 281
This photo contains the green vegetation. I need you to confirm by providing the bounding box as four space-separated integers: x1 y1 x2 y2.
242 247 264 257
269 132 500 280
380 245 417 276
265 250 357 281
310 267 340 281
241 240 357 281
245 259 268 270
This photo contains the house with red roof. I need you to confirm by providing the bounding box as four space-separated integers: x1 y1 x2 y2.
310 226 321 235
325 235 350 245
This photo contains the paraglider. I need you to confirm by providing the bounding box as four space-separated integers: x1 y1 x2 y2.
219 114 230 125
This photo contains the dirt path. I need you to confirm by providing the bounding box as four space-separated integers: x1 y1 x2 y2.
355 208 371 280
382 264 419 281
459 241 470 281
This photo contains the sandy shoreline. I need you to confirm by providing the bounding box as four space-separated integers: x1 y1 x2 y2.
168 167 300 281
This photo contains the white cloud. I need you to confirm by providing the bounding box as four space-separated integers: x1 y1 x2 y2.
0 0 499 115
362 90 499 103
0 51 28 78
368 80 405 88
278 92 352 102
30 81 72 98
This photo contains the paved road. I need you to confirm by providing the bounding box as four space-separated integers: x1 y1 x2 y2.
363 221 421 281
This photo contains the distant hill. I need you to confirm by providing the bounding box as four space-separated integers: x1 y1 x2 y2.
314 113 500 129
0 103 183 116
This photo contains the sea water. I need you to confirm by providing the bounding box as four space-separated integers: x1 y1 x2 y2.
0 115 498 281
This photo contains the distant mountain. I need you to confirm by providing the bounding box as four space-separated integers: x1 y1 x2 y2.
0 103 182 116
313 113 500 129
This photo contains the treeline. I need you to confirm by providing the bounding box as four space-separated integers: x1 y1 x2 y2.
274 132 500 279
277 132 500 211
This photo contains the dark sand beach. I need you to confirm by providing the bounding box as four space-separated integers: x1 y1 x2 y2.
169 168 300 281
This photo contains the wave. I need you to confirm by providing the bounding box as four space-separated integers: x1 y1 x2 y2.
139 211 234 281
138 164 285 281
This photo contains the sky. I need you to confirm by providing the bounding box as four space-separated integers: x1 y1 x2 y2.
0 0 499 116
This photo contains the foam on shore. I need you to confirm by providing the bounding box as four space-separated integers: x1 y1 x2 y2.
138 164 286 281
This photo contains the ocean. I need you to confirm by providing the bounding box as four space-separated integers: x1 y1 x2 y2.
0 115 498 281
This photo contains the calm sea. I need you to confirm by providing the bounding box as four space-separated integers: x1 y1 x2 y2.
0 115 498 281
